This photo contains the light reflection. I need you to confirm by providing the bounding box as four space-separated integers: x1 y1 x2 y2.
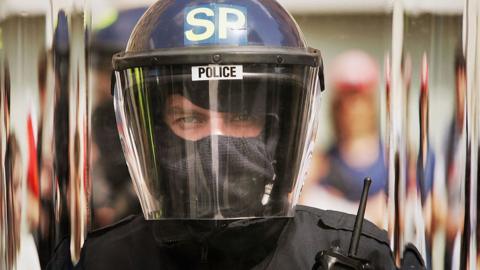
0 27 8 270
388 4 465 269
2 14 47 270
0 1 92 268
462 0 480 267
67 10 91 265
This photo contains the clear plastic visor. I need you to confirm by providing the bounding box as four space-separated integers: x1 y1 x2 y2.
114 64 320 219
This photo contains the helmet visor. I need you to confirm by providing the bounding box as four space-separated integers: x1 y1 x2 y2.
114 63 320 219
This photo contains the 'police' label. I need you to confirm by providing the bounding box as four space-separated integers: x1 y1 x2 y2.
184 4 247 46
192 65 244 81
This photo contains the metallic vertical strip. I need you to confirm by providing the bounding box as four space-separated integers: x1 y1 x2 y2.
208 79 221 218
404 52 428 263
462 0 479 268
0 20 7 270
475 1 480 268
34 1 59 266
388 0 405 265
49 5 73 268
417 54 429 261
68 7 91 265
475 2 480 269
2 13 47 270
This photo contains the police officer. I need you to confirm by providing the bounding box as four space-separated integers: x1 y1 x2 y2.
47 1 424 269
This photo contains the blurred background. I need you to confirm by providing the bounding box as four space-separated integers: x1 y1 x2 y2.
0 0 478 269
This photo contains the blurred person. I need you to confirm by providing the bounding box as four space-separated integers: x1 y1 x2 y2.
403 54 436 269
3 63 42 269
4 135 21 270
47 1 425 269
90 7 146 228
5 135 41 269
301 50 387 226
440 49 467 270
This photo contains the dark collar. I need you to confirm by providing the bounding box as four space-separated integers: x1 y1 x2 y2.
148 218 289 268
150 218 288 243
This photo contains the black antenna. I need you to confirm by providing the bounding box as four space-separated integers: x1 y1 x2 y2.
348 177 372 257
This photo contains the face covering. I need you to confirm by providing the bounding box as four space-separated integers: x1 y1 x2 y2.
155 123 277 219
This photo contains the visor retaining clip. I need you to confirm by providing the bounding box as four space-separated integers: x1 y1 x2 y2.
212 54 222 63
276 56 284 64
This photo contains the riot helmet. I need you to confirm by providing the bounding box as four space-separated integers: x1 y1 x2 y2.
112 0 325 220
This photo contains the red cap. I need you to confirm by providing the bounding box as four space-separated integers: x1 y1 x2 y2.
330 50 380 93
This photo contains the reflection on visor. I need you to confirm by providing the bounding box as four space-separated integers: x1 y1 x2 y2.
164 94 266 141
114 64 320 219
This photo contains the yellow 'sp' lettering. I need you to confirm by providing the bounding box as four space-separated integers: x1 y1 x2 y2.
185 8 215 42
184 4 247 45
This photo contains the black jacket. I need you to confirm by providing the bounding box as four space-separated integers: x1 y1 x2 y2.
47 205 400 270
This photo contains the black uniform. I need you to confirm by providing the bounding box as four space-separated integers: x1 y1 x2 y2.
47 205 397 270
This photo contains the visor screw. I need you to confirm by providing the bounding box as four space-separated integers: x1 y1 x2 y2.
213 54 222 63
276 56 284 64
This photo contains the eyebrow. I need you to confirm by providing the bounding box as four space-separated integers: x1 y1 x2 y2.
165 106 203 116
166 107 190 114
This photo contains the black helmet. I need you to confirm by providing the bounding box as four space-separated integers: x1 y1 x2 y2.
112 0 325 220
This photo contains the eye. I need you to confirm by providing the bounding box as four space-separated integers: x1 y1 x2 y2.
174 115 205 126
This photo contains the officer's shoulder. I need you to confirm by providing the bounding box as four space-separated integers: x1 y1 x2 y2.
294 205 389 246
45 217 143 270
47 216 143 269
87 215 146 242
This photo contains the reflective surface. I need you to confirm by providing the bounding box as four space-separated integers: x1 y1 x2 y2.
294 1 477 269
2 13 49 270
0 0 92 268
67 9 91 264
464 0 480 268
114 65 321 219
386 1 476 269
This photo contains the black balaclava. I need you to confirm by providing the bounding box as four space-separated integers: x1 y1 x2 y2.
155 119 278 218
